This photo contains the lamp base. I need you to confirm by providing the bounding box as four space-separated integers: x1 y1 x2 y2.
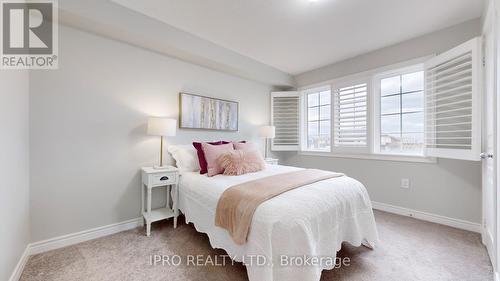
153 165 168 170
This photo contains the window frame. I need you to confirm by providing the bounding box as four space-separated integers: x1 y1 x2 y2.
298 57 436 163
372 64 426 157
301 85 332 152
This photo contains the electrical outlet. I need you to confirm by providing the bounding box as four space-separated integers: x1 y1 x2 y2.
401 178 410 189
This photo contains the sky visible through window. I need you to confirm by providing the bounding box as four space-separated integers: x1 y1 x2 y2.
380 71 424 154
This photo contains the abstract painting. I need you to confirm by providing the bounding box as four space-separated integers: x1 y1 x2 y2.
179 92 239 131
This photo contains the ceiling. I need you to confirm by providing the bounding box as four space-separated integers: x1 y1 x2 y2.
112 0 484 75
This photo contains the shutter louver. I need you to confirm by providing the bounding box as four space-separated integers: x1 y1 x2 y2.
333 83 368 147
271 92 300 151
424 37 481 161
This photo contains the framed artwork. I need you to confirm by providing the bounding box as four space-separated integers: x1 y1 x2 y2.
179 92 239 131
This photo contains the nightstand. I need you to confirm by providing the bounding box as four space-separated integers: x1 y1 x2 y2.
141 166 179 236
264 158 279 165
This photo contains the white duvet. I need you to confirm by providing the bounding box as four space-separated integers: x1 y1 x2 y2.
177 165 378 281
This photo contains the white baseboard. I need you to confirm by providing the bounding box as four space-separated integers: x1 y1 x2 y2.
371 201 482 233
29 217 143 256
8 246 30 281
9 218 143 281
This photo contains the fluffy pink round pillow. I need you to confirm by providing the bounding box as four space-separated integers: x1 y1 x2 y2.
217 150 266 176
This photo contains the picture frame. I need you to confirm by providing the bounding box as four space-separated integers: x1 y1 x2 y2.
179 92 239 131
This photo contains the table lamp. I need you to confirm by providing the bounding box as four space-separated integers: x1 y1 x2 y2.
147 117 177 169
259 125 275 159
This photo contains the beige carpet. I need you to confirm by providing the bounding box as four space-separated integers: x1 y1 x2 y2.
20 210 493 281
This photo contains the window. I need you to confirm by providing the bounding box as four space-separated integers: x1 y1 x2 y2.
377 70 425 155
333 82 368 149
297 37 481 162
305 87 331 151
271 91 300 151
424 37 481 161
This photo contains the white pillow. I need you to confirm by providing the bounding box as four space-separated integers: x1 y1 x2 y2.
167 145 200 172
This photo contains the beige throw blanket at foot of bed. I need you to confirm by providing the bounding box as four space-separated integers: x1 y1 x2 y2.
215 169 344 245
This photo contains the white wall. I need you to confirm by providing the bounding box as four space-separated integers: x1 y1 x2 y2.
0 70 30 280
277 18 484 224
295 19 481 86
29 25 273 242
59 0 295 87
279 155 482 223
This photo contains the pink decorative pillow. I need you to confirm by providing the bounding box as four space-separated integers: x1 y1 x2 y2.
233 141 256 151
193 141 238 174
202 142 234 177
217 150 266 176
193 141 224 174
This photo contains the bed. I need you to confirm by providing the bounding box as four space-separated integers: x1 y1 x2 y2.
177 164 378 281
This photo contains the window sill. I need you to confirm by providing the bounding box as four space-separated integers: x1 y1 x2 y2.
298 151 437 163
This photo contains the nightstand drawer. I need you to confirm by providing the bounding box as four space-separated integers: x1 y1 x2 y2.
151 172 177 186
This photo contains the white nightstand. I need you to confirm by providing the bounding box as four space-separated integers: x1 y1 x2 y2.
264 158 279 165
141 166 179 236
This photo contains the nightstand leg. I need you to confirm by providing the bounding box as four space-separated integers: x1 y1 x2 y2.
173 183 178 229
146 187 152 236
174 205 178 229
141 184 144 213
166 185 171 209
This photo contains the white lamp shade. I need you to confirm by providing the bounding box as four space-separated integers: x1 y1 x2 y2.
259 125 275 138
147 118 177 136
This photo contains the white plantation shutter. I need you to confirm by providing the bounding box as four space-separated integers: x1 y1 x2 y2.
424 37 481 161
271 91 300 151
333 82 368 149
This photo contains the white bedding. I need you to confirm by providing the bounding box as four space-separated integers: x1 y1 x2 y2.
177 164 378 281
